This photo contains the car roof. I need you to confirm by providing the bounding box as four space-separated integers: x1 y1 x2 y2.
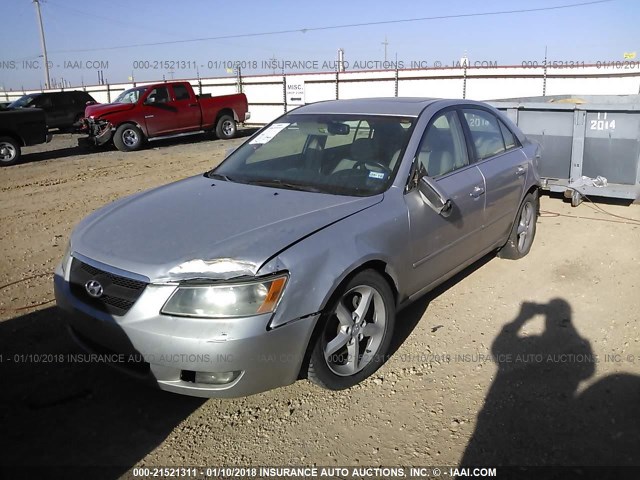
290 97 441 117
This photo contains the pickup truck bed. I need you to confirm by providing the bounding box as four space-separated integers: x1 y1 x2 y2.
0 108 50 166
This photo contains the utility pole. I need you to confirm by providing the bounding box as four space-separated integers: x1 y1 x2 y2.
33 0 51 89
382 36 389 62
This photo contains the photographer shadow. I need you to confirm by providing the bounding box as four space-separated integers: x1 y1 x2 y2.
0 306 205 479
460 299 640 467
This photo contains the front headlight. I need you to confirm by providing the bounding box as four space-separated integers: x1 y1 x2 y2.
161 274 288 318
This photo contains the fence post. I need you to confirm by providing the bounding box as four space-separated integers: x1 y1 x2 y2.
236 66 243 94
462 63 467 99
335 70 339 100
106 83 111 103
394 67 399 97
283 75 287 112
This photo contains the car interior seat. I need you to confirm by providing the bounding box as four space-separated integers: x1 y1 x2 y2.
331 137 378 173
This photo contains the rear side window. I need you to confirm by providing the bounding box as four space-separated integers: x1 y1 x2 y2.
462 109 506 160
173 84 190 101
498 120 518 150
34 95 53 109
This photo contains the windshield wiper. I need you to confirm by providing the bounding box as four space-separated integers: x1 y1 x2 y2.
246 178 324 193
206 172 234 181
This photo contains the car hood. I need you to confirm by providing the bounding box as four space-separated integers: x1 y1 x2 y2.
85 102 135 119
71 175 382 282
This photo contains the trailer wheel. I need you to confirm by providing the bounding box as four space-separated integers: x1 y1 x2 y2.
215 115 236 139
113 124 144 152
0 136 21 166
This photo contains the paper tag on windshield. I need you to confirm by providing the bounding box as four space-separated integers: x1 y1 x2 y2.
369 171 385 179
249 123 290 145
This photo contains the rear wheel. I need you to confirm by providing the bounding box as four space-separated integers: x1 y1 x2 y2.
215 115 236 139
113 124 144 152
498 191 538 260
308 270 395 390
0 136 21 166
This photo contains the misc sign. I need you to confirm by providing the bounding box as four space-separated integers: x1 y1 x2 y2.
286 80 305 107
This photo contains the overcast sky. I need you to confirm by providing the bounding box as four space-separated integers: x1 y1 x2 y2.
1 0 637 90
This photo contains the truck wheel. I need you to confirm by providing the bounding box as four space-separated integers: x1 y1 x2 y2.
215 115 236 139
0 136 21 166
113 124 144 152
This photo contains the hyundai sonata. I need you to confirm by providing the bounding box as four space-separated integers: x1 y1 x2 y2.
54 98 541 397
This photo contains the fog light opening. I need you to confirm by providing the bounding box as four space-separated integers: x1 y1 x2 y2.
184 370 241 385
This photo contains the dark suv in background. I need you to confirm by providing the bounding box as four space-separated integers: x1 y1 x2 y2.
7 91 96 131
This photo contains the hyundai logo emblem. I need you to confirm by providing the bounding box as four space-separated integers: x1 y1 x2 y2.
85 279 104 298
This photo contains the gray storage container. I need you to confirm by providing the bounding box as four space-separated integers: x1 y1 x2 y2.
490 95 640 202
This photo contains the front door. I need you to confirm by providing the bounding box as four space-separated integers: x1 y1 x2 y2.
405 109 487 295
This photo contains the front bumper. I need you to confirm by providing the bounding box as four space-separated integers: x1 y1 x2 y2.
53 260 319 398
78 119 113 147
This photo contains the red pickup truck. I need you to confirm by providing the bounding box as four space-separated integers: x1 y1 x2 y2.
80 81 250 152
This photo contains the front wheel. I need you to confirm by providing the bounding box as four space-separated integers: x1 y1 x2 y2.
215 115 236 139
0 136 21 166
308 270 395 390
113 124 144 152
498 191 538 260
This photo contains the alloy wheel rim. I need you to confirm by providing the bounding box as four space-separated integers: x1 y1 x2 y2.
322 285 386 376
123 129 138 147
0 142 16 162
516 202 535 252
222 120 234 136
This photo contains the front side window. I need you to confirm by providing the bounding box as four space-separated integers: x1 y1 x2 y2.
463 109 506 160
417 110 469 177
146 87 170 104
211 114 414 197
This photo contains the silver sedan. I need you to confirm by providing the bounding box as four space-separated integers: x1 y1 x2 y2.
54 98 541 397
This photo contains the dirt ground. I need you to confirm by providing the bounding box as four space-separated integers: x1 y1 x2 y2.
1 133 639 478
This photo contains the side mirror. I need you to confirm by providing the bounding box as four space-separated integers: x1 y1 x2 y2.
418 176 452 217
145 96 156 104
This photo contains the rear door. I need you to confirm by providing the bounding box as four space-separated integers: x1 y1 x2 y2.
405 108 487 294
170 83 201 132
461 108 527 247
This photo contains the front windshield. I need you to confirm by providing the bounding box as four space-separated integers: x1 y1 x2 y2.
113 87 145 104
212 114 414 197
9 94 36 108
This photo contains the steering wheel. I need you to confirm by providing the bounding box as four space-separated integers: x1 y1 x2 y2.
352 160 392 175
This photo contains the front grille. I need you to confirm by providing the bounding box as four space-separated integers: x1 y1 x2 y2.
69 258 147 316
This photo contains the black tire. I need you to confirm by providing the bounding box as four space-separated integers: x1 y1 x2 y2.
113 123 144 152
498 191 539 260
215 115 236 139
0 136 21 166
308 270 395 390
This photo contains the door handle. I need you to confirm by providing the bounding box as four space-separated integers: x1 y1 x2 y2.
188 103 198 107
516 165 527 176
470 185 485 198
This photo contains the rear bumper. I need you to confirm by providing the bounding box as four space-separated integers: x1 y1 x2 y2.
54 263 319 398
